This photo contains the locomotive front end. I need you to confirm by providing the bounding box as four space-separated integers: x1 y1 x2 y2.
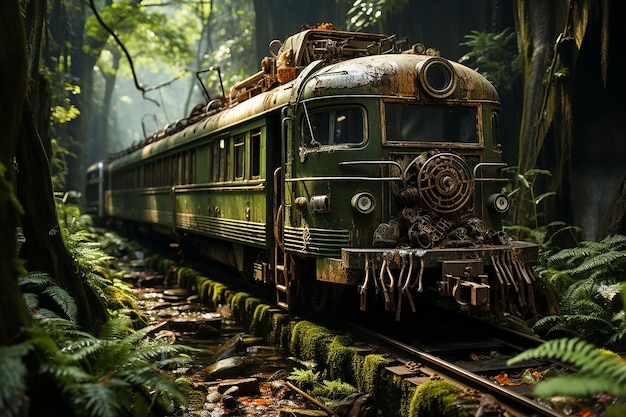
282 32 539 319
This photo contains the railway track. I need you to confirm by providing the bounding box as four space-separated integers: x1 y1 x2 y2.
121 235 592 416
339 319 565 416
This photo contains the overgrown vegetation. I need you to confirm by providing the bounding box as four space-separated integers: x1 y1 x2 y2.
459 27 521 93
1 205 193 416
499 165 626 408
534 235 626 346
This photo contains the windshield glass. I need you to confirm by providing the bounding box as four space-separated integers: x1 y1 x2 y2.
384 103 479 144
302 106 365 148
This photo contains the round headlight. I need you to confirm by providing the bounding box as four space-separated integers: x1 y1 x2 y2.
351 192 376 214
416 57 457 98
487 193 510 213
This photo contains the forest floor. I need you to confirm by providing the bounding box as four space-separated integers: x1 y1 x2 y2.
123 256 341 417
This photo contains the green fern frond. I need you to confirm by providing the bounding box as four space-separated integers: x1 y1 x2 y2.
566 250 626 278
565 314 614 338
533 374 626 398
19 272 79 321
40 362 92 383
122 343 191 368
533 314 562 330
17 271 54 288
61 340 106 363
507 338 626 397
544 323 579 339
22 292 40 310
78 381 125 417
547 246 593 265
597 234 626 249
570 299 612 318
0 342 33 410
98 314 135 340
42 285 78 321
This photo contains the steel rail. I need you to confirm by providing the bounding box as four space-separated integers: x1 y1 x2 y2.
344 323 563 417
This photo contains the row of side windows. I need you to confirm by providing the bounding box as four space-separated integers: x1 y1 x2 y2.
210 128 261 182
110 127 262 190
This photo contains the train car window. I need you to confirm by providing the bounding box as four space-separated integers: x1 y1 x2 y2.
145 163 152 187
211 141 219 182
180 152 186 184
222 139 230 181
157 158 164 186
135 166 141 189
189 150 196 184
234 134 245 180
171 154 178 185
384 103 478 144
302 106 365 147
251 129 261 179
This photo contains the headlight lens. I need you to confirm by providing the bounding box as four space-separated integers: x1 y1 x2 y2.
487 193 510 213
416 57 457 98
351 192 376 214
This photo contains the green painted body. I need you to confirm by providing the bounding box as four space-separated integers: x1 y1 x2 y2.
100 29 539 317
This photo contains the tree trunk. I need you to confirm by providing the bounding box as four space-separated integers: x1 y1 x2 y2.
513 0 562 229
16 102 106 330
0 0 31 346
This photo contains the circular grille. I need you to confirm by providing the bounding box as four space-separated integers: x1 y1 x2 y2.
416 153 473 213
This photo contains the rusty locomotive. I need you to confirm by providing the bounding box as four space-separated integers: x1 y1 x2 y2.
87 26 540 320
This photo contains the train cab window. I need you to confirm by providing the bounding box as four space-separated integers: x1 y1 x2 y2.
491 110 499 145
302 106 365 148
234 134 245 180
251 129 261 179
384 103 479 144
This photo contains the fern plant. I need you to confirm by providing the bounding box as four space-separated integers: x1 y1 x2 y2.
0 341 32 412
534 235 626 346
507 337 626 398
34 316 192 417
24 302 192 417
16 247 192 416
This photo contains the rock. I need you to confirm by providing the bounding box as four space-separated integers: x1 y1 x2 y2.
221 394 238 410
335 393 377 417
206 391 222 403
204 357 246 379
217 378 261 396
162 288 190 301
211 334 246 362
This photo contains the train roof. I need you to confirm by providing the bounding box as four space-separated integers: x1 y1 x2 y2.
107 27 499 168
298 53 499 102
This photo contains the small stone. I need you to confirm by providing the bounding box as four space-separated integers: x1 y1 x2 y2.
222 394 238 409
204 357 245 379
206 391 222 403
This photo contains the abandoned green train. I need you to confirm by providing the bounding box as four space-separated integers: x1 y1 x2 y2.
87 27 539 319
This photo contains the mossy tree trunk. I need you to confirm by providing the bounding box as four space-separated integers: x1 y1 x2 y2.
513 0 562 230
2 0 107 335
0 0 31 345
513 0 619 235
20 0 107 330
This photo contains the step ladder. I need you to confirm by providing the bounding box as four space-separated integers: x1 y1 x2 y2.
274 245 292 311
